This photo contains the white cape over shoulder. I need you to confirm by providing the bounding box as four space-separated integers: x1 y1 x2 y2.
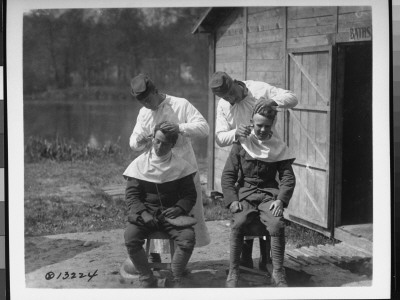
240 130 295 162
123 148 197 183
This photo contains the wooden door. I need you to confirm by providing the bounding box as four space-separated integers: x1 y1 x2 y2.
285 45 334 231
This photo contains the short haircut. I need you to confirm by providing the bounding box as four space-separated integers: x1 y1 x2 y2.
153 121 179 145
252 106 278 122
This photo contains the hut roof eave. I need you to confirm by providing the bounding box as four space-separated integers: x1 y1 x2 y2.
192 7 236 34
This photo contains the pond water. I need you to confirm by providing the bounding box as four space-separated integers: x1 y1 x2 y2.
23 99 208 159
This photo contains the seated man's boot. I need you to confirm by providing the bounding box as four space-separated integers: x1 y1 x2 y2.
271 235 288 287
226 267 239 288
128 248 157 288
272 268 288 287
170 246 193 288
240 238 254 269
226 229 243 288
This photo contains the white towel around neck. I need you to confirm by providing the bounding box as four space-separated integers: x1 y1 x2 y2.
123 147 197 183
239 130 295 162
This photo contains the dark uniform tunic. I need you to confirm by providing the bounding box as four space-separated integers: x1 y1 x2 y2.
221 142 295 236
124 174 197 253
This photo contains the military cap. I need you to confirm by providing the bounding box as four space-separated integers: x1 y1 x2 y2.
209 71 234 94
130 74 156 100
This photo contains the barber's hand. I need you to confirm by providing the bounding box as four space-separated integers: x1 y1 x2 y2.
229 201 243 213
141 210 159 228
136 133 152 147
254 97 278 114
160 206 184 219
160 121 180 134
269 200 284 217
235 124 252 139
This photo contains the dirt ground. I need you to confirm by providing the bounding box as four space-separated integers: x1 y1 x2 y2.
25 220 371 289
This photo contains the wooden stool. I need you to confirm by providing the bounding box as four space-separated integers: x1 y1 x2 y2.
242 221 272 266
145 231 175 270
244 235 271 263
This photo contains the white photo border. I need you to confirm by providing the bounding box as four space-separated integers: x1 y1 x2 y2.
7 0 390 299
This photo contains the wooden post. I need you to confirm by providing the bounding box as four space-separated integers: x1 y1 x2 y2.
283 7 288 89
326 45 335 237
333 6 338 45
243 7 248 80
283 6 289 143
333 45 344 231
207 33 216 194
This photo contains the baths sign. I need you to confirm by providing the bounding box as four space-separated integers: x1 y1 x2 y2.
349 26 372 41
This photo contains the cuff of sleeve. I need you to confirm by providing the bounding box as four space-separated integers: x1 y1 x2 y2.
223 193 239 208
178 124 186 136
270 98 285 108
233 128 239 141
175 204 186 213
277 196 289 207
175 200 191 213
131 141 146 151
140 210 150 217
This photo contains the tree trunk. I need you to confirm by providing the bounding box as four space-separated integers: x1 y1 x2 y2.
47 17 60 88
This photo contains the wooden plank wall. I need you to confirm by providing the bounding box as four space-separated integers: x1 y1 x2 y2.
337 6 372 42
338 6 372 32
287 7 337 49
215 8 245 79
214 8 244 192
247 7 286 140
211 6 372 194
288 50 330 227
285 7 336 228
286 6 372 46
247 7 285 87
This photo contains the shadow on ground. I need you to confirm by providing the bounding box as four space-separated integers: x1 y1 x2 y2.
25 236 104 273
188 260 313 288
334 259 372 279
121 259 314 288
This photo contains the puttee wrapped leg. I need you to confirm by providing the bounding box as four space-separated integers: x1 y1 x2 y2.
127 248 157 288
270 234 288 287
170 246 193 287
226 228 244 288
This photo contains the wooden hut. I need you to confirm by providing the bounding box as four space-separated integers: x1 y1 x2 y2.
193 6 372 250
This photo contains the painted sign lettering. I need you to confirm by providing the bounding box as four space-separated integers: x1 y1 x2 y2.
349 27 372 41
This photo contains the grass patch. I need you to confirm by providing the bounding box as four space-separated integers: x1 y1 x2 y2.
285 221 337 248
203 198 230 221
25 136 129 163
25 157 130 236
25 195 127 236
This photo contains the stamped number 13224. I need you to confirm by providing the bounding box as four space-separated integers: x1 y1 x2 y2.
45 270 98 282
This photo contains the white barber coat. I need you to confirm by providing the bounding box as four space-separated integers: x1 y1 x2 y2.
130 95 210 248
216 80 298 147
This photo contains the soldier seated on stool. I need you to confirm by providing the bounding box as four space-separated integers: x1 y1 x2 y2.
208 71 298 273
222 106 296 288
123 121 197 288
